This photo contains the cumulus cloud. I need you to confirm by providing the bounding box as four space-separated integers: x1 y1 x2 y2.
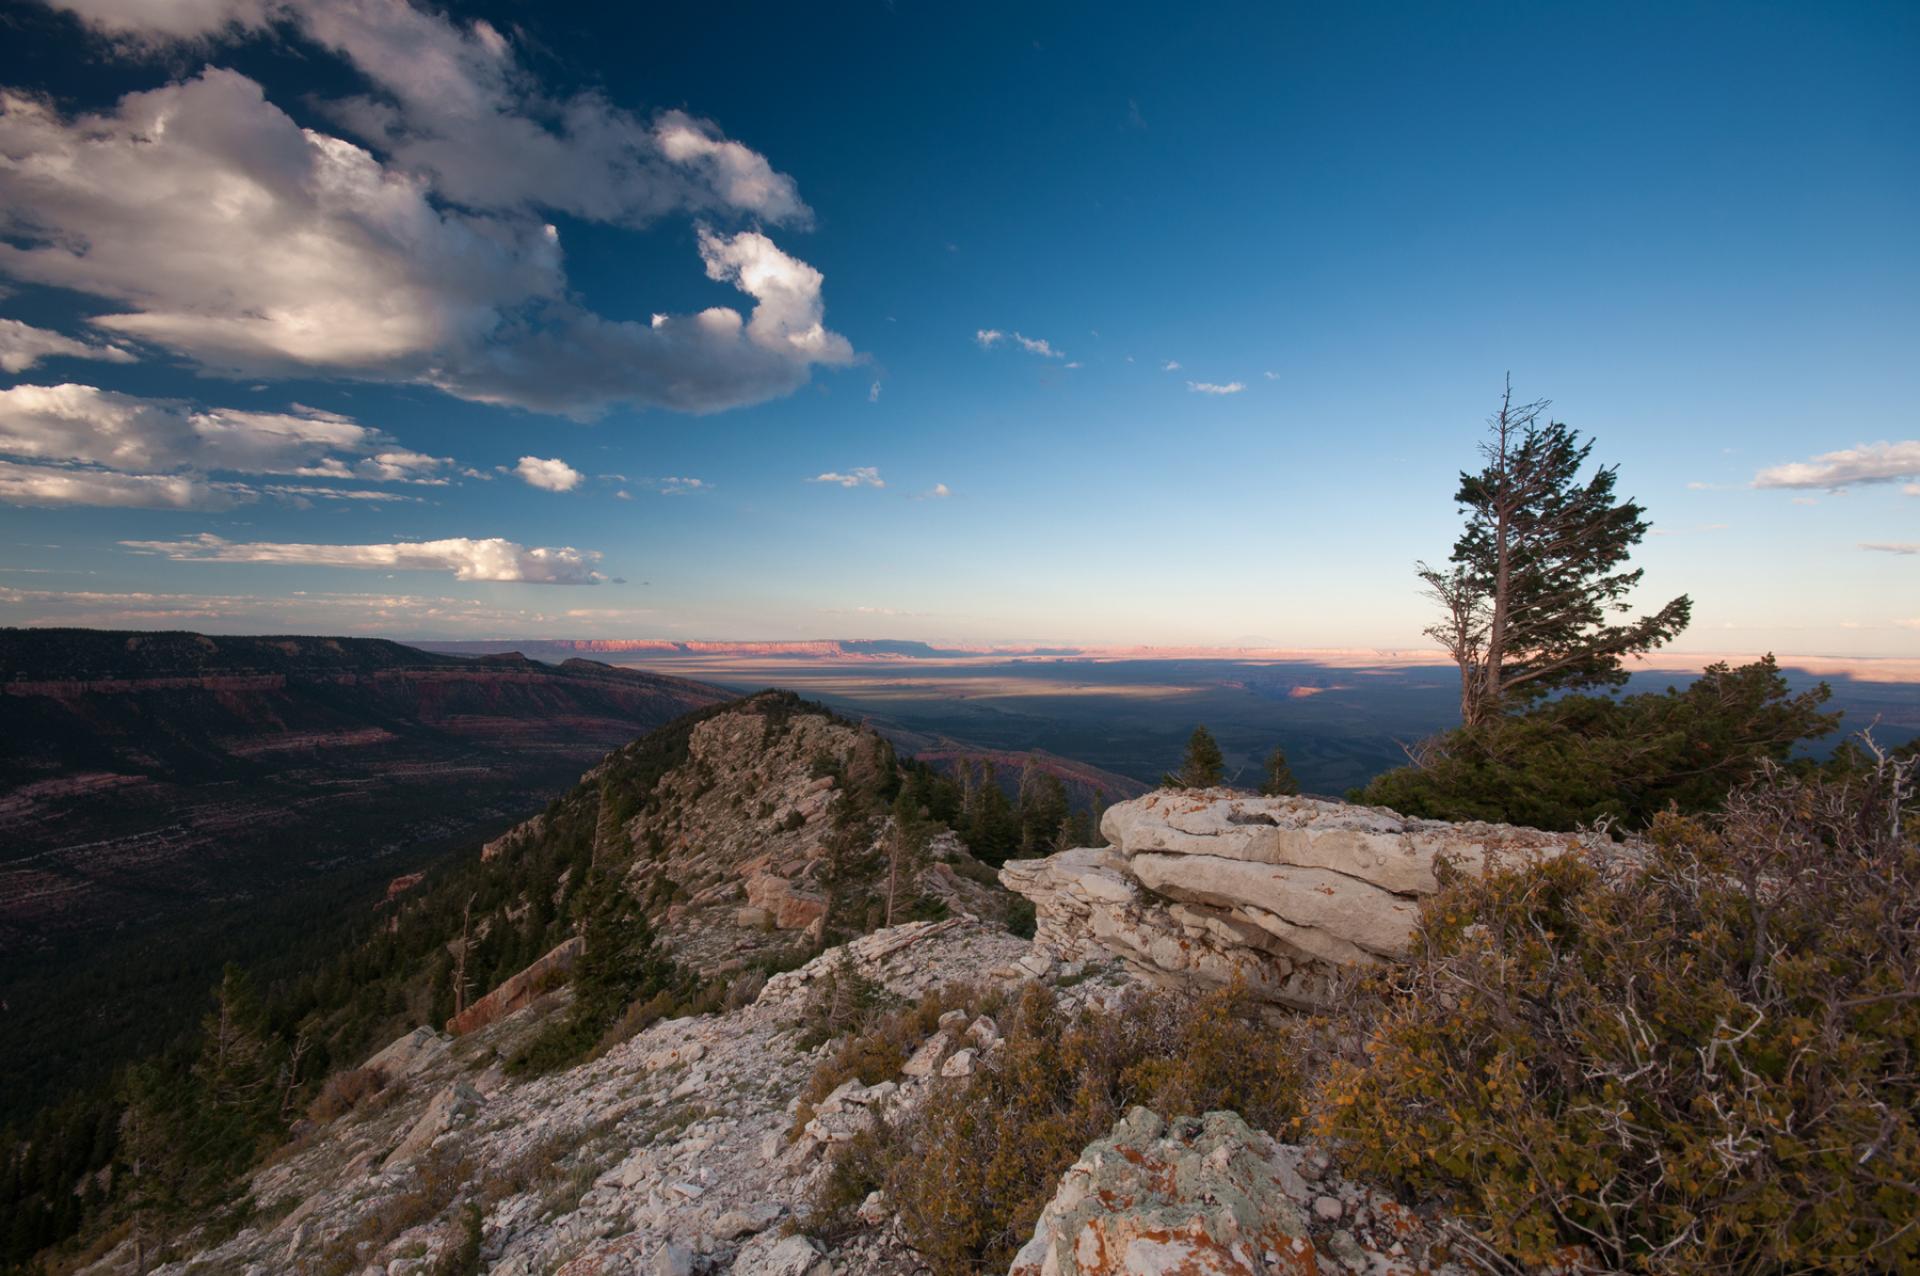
121 532 604 583
976 328 1064 358
0 51 849 416
0 459 253 509
0 383 448 492
810 467 884 488
914 482 951 500
45 0 280 44
0 319 137 373
1752 441 1920 491
1187 380 1245 395
657 476 707 496
1162 360 1181 371
513 455 583 492
1862 542 1917 555
49 0 810 227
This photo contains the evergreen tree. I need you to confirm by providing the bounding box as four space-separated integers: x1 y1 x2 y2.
1421 379 1691 726
1165 726 1225 788
1261 747 1300 797
885 790 935 925
193 966 279 1131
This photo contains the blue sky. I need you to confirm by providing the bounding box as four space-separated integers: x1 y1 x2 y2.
0 0 1914 653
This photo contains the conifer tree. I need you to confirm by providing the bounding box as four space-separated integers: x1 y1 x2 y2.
1261 747 1300 797
1421 379 1691 726
1166 726 1226 788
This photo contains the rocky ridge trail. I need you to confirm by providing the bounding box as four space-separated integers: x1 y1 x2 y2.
101 914 1494 1276
96 918 1037 1276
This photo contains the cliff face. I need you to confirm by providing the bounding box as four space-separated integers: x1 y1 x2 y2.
476 693 1013 979
0 631 728 952
1002 788 1585 1008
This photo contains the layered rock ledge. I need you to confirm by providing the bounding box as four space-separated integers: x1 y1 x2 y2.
1002 789 1584 1008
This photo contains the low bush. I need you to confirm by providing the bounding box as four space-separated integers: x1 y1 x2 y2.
1321 754 1920 1274
1353 657 1839 830
812 981 1310 1275
791 980 992 1135
305 1066 386 1123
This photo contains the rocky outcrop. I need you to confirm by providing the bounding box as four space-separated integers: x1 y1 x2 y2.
363 1025 451 1081
120 917 1037 1276
1003 789 1583 1008
1008 1107 1470 1275
446 935 584 1035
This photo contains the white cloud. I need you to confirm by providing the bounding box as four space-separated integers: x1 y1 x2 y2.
868 380 881 403
1162 360 1181 371
1862 542 1917 555
657 476 707 496
0 59 849 417
513 455 584 492
50 0 810 227
0 319 137 373
0 581 620 634
913 482 951 500
46 0 279 43
810 467 884 488
1187 380 1245 395
0 459 253 509
976 328 1064 358
1753 441 1920 491
0 383 449 489
262 483 414 503
614 489 632 501
121 532 604 583
1263 370 1277 381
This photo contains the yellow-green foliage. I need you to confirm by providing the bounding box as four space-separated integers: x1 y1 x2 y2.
1321 759 1920 1275
791 981 991 1136
814 981 1309 1276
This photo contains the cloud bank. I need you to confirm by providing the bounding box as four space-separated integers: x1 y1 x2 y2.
4 0 852 417
121 532 604 583
0 382 449 508
1753 441 1920 491
0 319 137 373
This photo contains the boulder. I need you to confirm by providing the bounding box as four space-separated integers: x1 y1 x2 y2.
745 872 828 931
730 1232 830 1276
446 935 583 1035
1002 789 1583 1008
381 1081 483 1171
361 1025 450 1081
1007 1107 1470 1276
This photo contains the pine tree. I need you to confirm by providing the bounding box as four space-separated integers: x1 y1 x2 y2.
885 791 934 926
1261 747 1300 796
1166 726 1226 788
1420 379 1691 727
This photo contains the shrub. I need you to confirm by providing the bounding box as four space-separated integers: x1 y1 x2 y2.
1321 754 1920 1274
305 1066 386 1123
791 981 989 1135
1353 657 1838 830
813 981 1309 1275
